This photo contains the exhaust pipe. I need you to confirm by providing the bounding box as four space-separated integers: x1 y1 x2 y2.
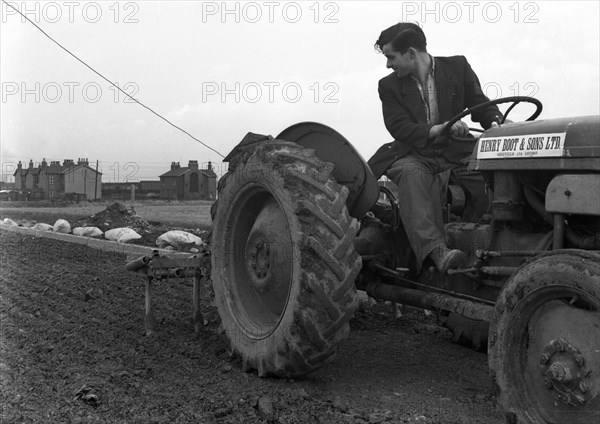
365 281 494 322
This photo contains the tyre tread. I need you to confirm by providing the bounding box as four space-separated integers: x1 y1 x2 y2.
212 141 360 377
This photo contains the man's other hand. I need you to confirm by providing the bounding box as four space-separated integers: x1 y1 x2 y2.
491 119 514 128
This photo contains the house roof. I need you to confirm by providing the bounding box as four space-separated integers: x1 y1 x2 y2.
44 164 64 174
13 162 102 176
61 163 102 175
200 170 217 178
160 166 217 178
160 168 192 178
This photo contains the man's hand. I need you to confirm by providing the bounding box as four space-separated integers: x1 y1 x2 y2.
429 120 470 138
448 120 470 136
491 119 514 128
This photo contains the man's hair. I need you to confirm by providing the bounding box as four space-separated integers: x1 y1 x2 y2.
374 22 427 54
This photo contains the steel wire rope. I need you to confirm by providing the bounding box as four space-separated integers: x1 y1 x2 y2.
2 0 225 158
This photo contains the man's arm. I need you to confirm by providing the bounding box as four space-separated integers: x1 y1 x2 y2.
379 80 433 149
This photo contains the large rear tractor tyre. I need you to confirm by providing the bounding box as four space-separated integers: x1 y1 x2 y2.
489 250 600 424
211 141 361 378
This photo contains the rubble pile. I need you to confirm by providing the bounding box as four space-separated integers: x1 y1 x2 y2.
71 202 152 233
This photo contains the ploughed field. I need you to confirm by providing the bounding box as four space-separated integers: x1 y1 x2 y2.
0 203 505 423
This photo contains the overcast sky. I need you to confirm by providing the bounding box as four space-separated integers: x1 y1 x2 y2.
1 0 599 182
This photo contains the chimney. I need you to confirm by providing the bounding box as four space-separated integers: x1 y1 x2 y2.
17 161 22 170
41 158 47 168
171 161 180 170
63 159 74 167
77 157 89 166
29 159 34 169
188 160 198 170
207 161 213 171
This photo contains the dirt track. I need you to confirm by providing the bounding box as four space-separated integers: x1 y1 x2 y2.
0 230 505 423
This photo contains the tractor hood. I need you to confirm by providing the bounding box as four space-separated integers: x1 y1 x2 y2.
469 115 600 171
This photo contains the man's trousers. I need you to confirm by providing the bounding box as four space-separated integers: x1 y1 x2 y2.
385 152 456 269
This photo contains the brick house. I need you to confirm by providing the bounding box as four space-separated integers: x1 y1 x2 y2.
159 160 217 200
13 158 102 200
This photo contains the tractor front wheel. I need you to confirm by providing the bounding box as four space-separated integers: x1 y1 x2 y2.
489 250 600 424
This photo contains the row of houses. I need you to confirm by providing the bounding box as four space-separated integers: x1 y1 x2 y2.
13 158 102 201
10 159 217 201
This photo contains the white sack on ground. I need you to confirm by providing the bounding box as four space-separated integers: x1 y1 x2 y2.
2 218 18 226
32 223 54 231
156 230 204 249
53 219 72 234
73 227 104 238
105 228 141 243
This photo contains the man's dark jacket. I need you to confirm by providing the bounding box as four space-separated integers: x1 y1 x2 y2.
368 55 502 179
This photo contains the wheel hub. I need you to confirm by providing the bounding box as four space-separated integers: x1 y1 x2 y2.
247 238 271 284
238 198 292 323
540 337 589 406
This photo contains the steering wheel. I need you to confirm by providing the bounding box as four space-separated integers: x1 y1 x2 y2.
443 96 543 143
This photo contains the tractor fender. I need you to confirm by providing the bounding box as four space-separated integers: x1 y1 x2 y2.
277 122 380 219
221 124 380 219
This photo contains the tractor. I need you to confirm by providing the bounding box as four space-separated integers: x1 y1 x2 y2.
209 96 600 424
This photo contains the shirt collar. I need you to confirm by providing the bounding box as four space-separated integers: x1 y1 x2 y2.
407 54 436 82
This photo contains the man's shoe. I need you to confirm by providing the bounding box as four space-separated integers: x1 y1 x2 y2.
430 247 466 273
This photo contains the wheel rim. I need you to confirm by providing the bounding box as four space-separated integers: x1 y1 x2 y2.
222 183 293 340
504 285 600 422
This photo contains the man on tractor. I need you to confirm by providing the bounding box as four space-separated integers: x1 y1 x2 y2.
368 22 504 273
